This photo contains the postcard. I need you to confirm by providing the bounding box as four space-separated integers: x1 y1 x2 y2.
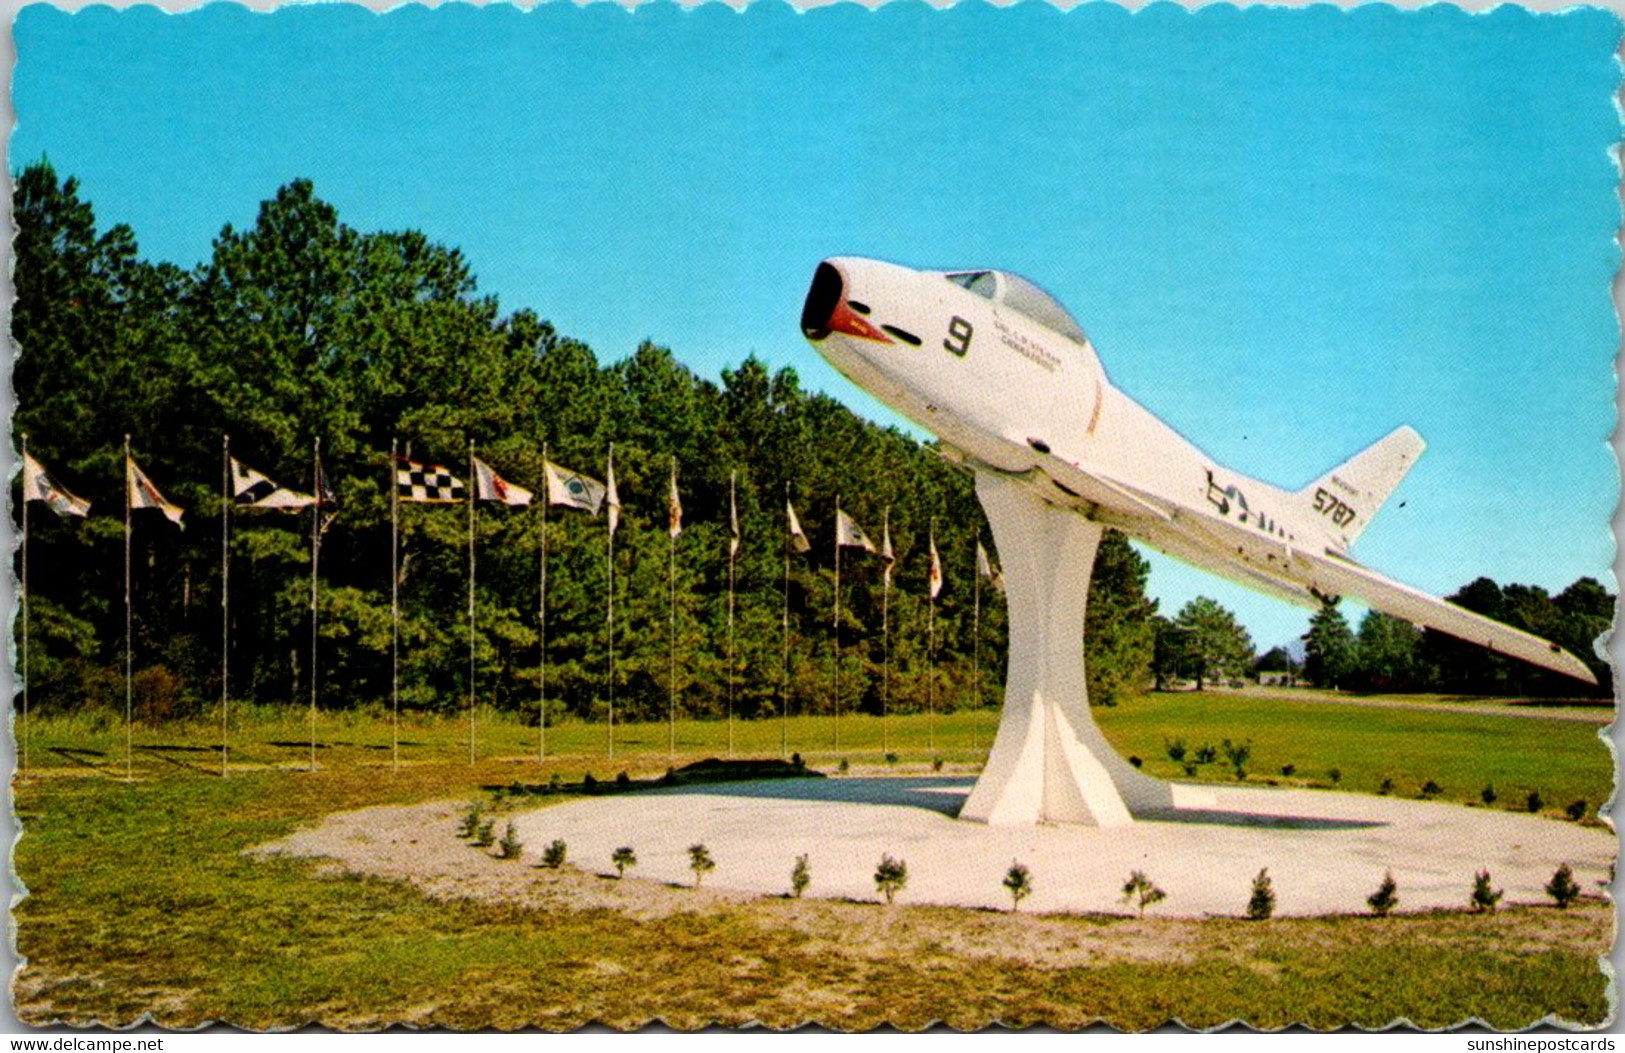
8 0 1618 1032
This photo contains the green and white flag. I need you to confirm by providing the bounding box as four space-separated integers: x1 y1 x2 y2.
543 460 607 515
835 509 875 553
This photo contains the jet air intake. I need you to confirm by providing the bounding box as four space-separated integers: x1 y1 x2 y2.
801 261 844 341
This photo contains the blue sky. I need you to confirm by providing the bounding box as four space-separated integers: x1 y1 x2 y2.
12 1 1620 651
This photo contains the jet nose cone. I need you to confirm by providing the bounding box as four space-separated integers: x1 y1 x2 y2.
800 258 894 345
801 260 845 341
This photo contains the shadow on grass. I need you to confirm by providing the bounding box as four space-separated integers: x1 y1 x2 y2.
1135 806 1387 831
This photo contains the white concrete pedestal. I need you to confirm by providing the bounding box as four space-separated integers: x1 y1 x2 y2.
959 471 1184 827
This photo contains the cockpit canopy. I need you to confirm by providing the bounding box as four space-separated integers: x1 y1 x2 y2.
944 270 1087 345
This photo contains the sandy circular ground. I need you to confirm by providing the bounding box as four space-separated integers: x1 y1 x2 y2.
503 776 1614 917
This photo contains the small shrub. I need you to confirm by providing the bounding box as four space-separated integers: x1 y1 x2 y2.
1247 868 1275 920
547 772 563 794
1128 756 1142 768
1470 870 1503 914
541 839 567 869
932 756 944 772
1546 863 1581 909
1194 744 1217 765
791 854 811 898
612 845 637 878
582 773 599 794
1003 861 1033 913
616 771 631 789
874 854 908 904
1480 784 1497 806
885 752 899 765
791 752 803 769
1367 871 1398 917
1420 780 1441 799
688 843 715 888
1182 763 1198 778
1280 764 1296 778
1565 799 1588 822
458 802 485 839
497 822 523 860
1165 739 1188 764
1121 870 1166 918
1526 790 1544 813
1222 738 1251 780
506 780 526 799
1327 767 1342 786
473 819 496 848
837 758 850 775
1379 778 1394 796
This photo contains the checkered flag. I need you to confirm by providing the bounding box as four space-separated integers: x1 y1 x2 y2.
396 458 467 503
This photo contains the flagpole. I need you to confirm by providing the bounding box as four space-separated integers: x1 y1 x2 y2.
781 483 791 761
727 470 737 759
606 442 615 762
20 433 29 774
468 439 477 767
124 434 133 782
928 518 937 756
832 495 841 754
669 457 677 762
391 438 400 773
221 434 230 778
539 443 548 763
309 437 320 773
881 508 890 756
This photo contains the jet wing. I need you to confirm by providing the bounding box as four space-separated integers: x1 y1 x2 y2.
1301 550 1598 685
1038 453 1173 525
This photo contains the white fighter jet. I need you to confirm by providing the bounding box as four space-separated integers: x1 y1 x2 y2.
801 257 1597 686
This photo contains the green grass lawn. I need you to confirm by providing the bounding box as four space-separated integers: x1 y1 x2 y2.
20 684 1613 818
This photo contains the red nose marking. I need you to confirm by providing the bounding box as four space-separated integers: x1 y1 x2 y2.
828 299 893 344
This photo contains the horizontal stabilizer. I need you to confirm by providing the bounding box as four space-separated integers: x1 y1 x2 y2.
1304 426 1425 550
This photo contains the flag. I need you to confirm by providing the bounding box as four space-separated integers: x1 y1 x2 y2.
929 535 944 599
881 515 895 587
835 509 875 553
396 458 466 503
787 501 810 554
473 457 533 506
606 455 621 536
667 463 682 538
543 461 607 514
729 472 740 557
127 457 184 526
23 454 89 517
231 457 314 511
977 541 1004 592
315 457 339 533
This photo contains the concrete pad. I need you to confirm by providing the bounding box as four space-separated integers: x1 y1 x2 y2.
510 776 1616 917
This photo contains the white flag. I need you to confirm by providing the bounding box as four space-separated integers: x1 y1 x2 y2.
473 457 533 506
881 514 895 587
606 454 621 536
977 541 1004 593
929 534 943 599
729 471 740 557
668 462 682 538
231 457 315 511
835 509 875 553
543 461 606 515
787 501 811 554
128 457 184 527
23 454 89 517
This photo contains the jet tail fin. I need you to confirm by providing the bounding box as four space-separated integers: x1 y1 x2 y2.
1302 425 1425 550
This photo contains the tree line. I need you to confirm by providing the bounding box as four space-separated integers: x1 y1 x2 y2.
13 161 1608 728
